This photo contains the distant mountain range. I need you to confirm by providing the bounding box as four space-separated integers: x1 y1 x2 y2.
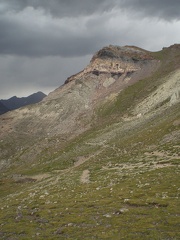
0 91 46 115
0 101 9 115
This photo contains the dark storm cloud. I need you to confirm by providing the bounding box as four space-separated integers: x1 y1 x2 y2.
118 0 180 21
1 0 114 17
0 14 100 57
2 0 180 20
0 0 180 57
0 1 114 57
0 54 91 99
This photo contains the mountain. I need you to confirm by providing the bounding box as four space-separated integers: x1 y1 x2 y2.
0 101 9 115
0 44 179 239
0 91 46 112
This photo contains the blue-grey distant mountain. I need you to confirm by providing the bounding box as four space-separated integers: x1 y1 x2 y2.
1 91 46 112
0 101 9 115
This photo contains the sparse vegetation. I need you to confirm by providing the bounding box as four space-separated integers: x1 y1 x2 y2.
0 45 179 239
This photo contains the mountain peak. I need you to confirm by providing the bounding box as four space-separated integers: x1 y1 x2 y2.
164 43 180 50
65 45 156 84
91 45 154 62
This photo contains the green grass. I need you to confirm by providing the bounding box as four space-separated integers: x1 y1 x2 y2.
0 108 179 239
0 160 179 239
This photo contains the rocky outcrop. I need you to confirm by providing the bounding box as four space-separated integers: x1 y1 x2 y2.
65 45 156 85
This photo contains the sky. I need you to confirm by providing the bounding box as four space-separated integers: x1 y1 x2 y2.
0 0 180 99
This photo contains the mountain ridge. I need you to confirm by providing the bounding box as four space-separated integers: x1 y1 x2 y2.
0 91 46 114
0 101 9 115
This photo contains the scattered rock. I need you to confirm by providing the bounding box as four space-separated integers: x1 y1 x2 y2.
67 223 73 227
103 214 111 218
36 218 49 223
54 227 64 235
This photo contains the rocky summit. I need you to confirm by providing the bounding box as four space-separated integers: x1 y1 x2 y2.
0 44 180 239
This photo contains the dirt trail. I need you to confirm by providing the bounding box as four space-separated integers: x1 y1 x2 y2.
31 173 51 181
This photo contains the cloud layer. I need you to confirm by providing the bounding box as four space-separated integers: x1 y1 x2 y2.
2 0 180 20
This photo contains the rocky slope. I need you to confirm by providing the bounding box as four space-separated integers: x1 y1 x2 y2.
0 46 159 137
0 45 161 165
0 44 179 239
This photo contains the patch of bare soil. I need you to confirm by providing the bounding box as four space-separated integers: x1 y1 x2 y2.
80 170 90 183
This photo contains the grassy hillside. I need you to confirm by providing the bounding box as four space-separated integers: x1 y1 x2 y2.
0 105 179 239
0 46 179 239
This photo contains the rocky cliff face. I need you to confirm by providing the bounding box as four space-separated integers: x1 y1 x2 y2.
66 45 155 84
64 45 158 90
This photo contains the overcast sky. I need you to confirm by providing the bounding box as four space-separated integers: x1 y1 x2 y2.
0 0 180 99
